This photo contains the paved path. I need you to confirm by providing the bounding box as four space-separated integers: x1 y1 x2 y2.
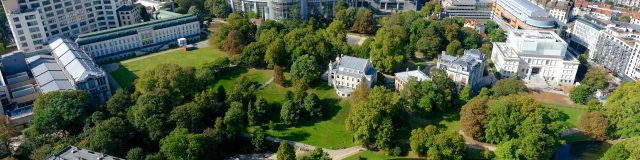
243 133 365 160
255 77 274 92
458 130 497 151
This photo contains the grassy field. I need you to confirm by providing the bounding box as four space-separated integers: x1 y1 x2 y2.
344 151 402 160
110 47 226 88
209 67 273 91
545 104 585 127
260 82 355 149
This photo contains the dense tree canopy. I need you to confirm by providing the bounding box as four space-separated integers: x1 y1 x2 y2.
290 55 321 89
26 91 92 137
89 117 134 157
491 78 527 97
460 96 489 140
128 94 172 141
135 64 198 106
351 8 375 34
577 111 608 141
410 125 466 159
347 86 400 150
369 25 406 73
160 128 217 160
601 137 640 160
604 81 640 137
277 141 296 160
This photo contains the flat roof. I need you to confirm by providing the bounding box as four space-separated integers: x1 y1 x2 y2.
46 146 123 160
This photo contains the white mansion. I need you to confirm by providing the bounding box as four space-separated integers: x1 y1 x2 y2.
492 30 580 86
328 55 377 97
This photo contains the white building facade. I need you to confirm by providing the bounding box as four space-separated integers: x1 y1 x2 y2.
492 30 580 85
592 26 640 81
437 49 485 90
328 55 377 97
1 0 129 52
76 11 200 63
528 0 572 23
570 16 605 59
228 0 336 20
394 69 429 91
442 0 495 19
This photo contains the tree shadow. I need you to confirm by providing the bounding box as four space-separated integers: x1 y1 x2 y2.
274 130 312 142
110 65 138 89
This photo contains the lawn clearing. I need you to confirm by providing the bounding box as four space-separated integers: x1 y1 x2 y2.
262 82 354 149
110 47 226 88
544 104 585 127
210 67 273 91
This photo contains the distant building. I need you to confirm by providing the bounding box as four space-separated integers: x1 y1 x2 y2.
492 0 556 29
611 0 640 8
394 68 429 91
47 146 123 160
527 0 572 23
328 55 377 97
0 0 129 52
591 23 640 81
492 30 580 86
76 11 200 63
437 49 485 90
228 0 336 20
117 5 143 26
443 0 495 19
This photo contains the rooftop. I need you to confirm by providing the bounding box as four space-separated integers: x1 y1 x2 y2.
75 11 197 45
116 5 137 12
46 146 123 160
49 38 105 82
336 55 371 72
395 69 430 82
496 0 556 28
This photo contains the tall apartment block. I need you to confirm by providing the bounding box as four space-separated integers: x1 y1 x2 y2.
592 24 640 81
1 0 130 52
227 0 336 20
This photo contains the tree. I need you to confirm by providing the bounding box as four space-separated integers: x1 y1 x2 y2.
488 29 506 42
346 86 400 150
577 111 608 141
459 85 473 102
570 85 593 104
223 30 246 55
136 4 151 22
351 8 375 34
265 39 287 68
128 94 172 141
106 89 132 117
274 65 285 85
463 28 481 49
479 42 492 57
277 141 296 160
335 8 356 29
126 147 145 160
160 128 217 160
604 81 640 137
400 77 422 113
0 117 17 158
135 64 197 105
290 55 320 89
25 91 92 137
196 58 230 86
582 67 611 90
204 0 229 18
418 68 457 113
170 102 210 133
226 76 257 106
302 148 331 160
620 16 631 23
369 25 406 73
410 125 439 156
445 40 463 56
303 93 322 118
252 128 268 152
427 131 466 160
460 96 489 140
239 42 267 67
491 78 527 97
89 117 134 157
601 137 640 160
224 102 246 135
187 6 203 20
280 100 300 126
350 81 370 106
248 98 268 126
416 27 444 58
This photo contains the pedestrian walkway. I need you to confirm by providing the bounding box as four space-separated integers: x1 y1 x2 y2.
243 133 365 160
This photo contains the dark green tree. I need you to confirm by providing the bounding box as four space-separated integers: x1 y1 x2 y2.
25 91 92 137
224 102 246 135
277 141 296 160
491 78 527 97
126 147 145 160
570 85 593 104
106 89 131 117
280 100 300 126
346 86 400 150
204 0 229 18
290 55 321 89
252 127 268 152
604 81 640 137
89 117 134 157
170 102 210 133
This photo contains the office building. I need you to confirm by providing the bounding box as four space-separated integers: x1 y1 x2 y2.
117 5 143 26
47 146 123 160
1 0 129 52
437 49 486 90
368 0 420 13
570 15 606 58
442 0 495 19
228 0 336 20
76 11 200 63
611 0 640 8
492 30 580 86
527 0 572 23
394 69 429 91
493 0 556 29
328 55 377 97
591 23 640 81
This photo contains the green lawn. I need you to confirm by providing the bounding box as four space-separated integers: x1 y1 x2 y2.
262 82 354 149
545 104 585 127
110 47 226 88
210 67 273 91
